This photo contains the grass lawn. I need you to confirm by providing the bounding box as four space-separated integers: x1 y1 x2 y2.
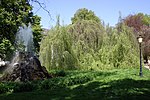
0 68 150 100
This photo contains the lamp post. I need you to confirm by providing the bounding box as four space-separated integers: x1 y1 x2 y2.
137 35 143 77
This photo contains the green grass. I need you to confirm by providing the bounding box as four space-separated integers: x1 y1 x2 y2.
0 68 150 100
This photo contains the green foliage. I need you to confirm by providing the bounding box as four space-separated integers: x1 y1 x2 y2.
0 68 150 100
0 0 42 59
50 70 66 77
99 24 139 69
40 78 60 90
55 70 66 77
39 24 78 71
138 13 150 26
0 70 94 94
123 13 150 59
71 8 101 24
68 20 105 70
0 83 10 94
40 8 140 71
32 15 43 53
13 82 35 93
64 73 93 86
0 81 35 94
0 38 14 60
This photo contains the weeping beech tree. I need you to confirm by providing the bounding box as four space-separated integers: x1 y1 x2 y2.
68 20 105 69
40 9 105 70
39 8 140 71
39 26 78 70
69 20 104 51
40 20 105 70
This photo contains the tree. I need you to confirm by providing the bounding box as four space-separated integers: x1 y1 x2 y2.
123 13 150 62
71 8 101 24
40 8 105 70
69 20 105 68
69 8 105 69
32 15 43 53
40 8 140 70
0 0 42 59
123 13 149 32
99 23 139 69
39 26 78 71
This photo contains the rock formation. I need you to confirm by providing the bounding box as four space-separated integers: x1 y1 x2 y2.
0 52 51 82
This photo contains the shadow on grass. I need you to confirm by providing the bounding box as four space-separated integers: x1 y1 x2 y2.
70 78 150 100
0 71 150 100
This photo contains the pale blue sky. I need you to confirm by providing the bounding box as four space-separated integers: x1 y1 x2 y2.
31 0 150 29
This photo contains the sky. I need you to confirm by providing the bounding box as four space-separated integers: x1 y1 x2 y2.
31 0 150 29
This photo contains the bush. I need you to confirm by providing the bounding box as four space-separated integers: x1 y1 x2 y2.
0 83 9 94
0 81 38 94
52 70 66 77
39 73 94 90
0 71 97 94
13 82 35 93
40 78 64 90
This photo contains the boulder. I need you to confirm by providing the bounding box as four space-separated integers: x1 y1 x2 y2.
0 52 51 82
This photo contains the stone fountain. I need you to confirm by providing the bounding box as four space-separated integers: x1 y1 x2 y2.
0 23 51 82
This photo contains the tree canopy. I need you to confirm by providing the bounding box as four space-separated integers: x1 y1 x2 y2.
40 8 140 71
123 13 150 32
71 8 101 24
123 13 150 61
0 0 42 59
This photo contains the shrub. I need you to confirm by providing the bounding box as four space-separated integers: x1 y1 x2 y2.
0 83 9 94
62 73 94 86
56 70 66 77
40 78 64 90
13 82 35 93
